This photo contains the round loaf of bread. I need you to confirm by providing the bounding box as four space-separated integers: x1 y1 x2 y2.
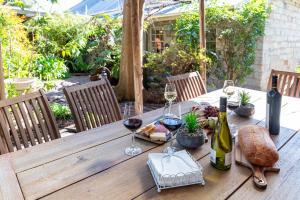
238 125 279 167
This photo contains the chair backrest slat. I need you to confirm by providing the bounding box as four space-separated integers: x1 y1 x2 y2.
167 71 207 102
268 69 300 98
24 101 43 144
3 107 22 150
0 89 60 154
64 79 122 132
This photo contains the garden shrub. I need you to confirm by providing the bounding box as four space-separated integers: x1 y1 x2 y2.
26 13 122 75
50 103 72 121
143 44 209 103
174 0 270 85
34 55 68 81
0 5 37 78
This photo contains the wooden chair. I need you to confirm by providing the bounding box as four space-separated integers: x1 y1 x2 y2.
63 79 122 132
167 71 207 102
0 89 60 154
267 69 300 97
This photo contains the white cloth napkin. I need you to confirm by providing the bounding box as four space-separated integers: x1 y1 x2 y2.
148 150 202 187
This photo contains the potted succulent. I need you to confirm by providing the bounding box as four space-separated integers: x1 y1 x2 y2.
176 112 205 149
234 91 255 117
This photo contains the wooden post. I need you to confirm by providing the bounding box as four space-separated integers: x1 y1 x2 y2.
116 0 144 114
0 40 5 100
199 0 206 85
131 0 144 114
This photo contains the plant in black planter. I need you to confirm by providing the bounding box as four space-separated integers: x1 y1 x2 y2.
234 91 255 117
176 112 205 149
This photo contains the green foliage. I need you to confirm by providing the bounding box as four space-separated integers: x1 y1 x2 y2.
50 103 72 120
184 112 199 134
5 83 18 98
0 6 37 79
175 13 200 51
144 44 210 89
34 55 68 81
175 0 270 84
296 66 300 73
26 13 122 75
239 90 251 105
43 81 55 91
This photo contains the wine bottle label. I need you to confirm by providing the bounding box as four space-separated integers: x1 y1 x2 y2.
225 152 232 166
210 148 216 164
266 103 270 129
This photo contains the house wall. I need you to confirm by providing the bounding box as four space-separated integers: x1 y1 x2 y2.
245 0 300 90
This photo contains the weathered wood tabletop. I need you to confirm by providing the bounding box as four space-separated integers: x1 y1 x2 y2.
0 88 299 200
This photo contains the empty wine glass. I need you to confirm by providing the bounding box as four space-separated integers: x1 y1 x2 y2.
164 83 177 113
223 80 235 99
161 102 182 155
223 81 239 139
123 103 143 156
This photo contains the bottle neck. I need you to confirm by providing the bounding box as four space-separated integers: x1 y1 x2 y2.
218 111 227 121
271 76 278 90
272 82 277 90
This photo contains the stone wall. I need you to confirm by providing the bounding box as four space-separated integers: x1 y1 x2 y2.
245 0 300 91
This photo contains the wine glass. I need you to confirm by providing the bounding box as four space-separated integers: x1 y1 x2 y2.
123 103 143 156
223 80 239 139
161 102 182 155
223 80 235 99
164 83 177 113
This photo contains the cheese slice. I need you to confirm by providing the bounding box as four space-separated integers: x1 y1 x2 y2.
150 132 167 141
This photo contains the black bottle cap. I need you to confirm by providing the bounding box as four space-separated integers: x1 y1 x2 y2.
220 97 227 112
272 75 278 88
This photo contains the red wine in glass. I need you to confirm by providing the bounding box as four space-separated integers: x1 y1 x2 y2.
123 118 143 131
162 117 183 133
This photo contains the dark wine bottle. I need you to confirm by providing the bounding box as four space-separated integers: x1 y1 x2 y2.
266 75 282 135
210 97 232 170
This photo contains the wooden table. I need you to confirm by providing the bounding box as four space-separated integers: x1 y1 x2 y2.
0 88 299 200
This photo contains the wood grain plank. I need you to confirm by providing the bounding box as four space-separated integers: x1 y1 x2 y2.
228 131 300 200
11 104 29 148
76 90 92 130
3 107 22 150
18 102 36 146
24 101 43 144
40 90 269 200
31 99 49 142
0 155 24 200
10 90 220 173
70 91 86 132
0 108 14 152
80 89 97 129
18 134 158 200
37 97 56 140
44 92 296 200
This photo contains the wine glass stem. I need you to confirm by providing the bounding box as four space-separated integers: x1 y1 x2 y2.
167 131 174 156
168 100 172 114
131 131 136 148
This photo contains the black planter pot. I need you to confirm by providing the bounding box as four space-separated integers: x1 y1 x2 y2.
176 128 205 149
234 103 255 118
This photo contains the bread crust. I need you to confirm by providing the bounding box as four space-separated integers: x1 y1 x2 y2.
238 125 279 167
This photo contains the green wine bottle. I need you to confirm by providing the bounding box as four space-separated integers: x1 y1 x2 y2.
210 97 233 170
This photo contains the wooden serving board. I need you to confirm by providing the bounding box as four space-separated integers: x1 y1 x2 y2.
134 121 171 145
234 140 280 189
134 133 166 145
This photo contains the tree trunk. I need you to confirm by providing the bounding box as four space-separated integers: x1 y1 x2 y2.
0 41 5 100
199 0 206 85
115 0 144 114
